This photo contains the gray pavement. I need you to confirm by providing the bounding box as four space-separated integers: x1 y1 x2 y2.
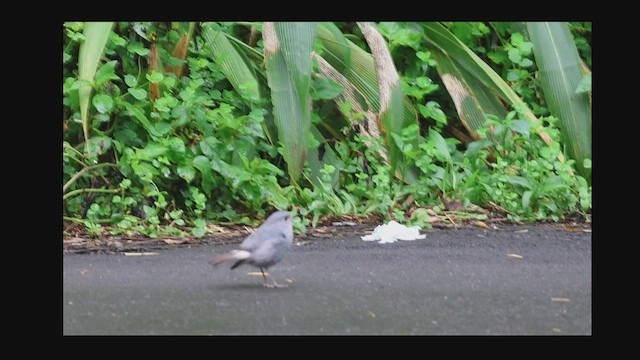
63 225 591 335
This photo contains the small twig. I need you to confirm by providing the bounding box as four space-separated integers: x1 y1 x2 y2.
64 168 88 193
65 154 89 169
63 216 113 224
64 144 90 168
488 201 517 217
401 193 415 208
63 188 119 201
64 143 86 160
444 212 457 227
63 163 118 193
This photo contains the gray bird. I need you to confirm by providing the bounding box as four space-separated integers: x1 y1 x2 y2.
209 210 294 288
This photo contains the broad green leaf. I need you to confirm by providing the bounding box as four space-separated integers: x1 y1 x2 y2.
64 77 91 94
541 199 558 213
507 48 521 63
192 227 206 237
522 190 533 209
505 176 532 189
230 137 257 169
390 132 404 150
124 74 138 87
95 60 120 85
507 70 520 82
153 122 171 136
509 119 531 137
199 137 217 157
358 22 405 176
430 46 506 139
262 181 289 209
418 101 447 125
465 139 492 157
520 58 534 67
201 23 261 103
311 77 345 100
110 32 126 47
538 176 568 194
131 161 158 181
249 157 285 177
274 22 317 113
78 21 114 155
146 71 164 84
92 94 113 114
163 76 176 88
143 205 156 217
128 88 147 100
192 155 216 194
210 157 251 187
422 22 557 150
313 54 371 141
428 128 451 162
306 136 339 189
87 136 112 158
317 22 419 184
154 95 178 112
127 41 149 56
167 137 185 153
177 165 195 182
317 23 418 128
113 129 140 150
136 143 168 160
527 22 591 182
575 73 591 94
121 101 159 137
263 22 316 183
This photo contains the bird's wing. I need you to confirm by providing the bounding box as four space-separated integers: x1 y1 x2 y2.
239 228 266 251
240 223 285 251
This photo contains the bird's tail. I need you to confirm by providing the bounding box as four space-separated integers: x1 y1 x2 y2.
209 250 251 269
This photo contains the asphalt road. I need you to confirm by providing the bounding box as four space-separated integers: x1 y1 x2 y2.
63 224 591 335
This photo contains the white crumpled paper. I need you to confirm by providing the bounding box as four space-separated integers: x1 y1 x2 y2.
361 220 426 244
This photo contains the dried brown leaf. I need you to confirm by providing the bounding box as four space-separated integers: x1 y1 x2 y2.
207 224 226 233
473 221 489 228
163 239 188 245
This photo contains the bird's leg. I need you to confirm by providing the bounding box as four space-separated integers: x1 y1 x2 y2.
260 268 287 288
260 267 268 283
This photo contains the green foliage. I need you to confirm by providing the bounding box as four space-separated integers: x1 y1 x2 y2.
569 22 591 68
64 22 592 238
377 22 439 103
469 113 590 220
64 22 291 237
293 134 404 227
527 22 592 183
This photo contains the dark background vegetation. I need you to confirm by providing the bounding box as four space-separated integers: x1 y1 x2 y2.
63 22 591 238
